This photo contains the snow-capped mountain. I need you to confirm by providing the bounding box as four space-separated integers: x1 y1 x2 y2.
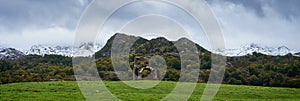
294 52 300 57
73 43 102 57
1 41 300 59
0 47 25 60
25 43 102 57
25 45 73 57
214 44 296 57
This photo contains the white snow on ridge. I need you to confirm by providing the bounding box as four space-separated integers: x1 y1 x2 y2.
73 43 102 57
24 43 102 57
0 43 102 60
0 46 25 60
25 45 73 57
1 43 300 60
214 43 298 57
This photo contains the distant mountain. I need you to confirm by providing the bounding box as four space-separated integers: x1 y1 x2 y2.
73 42 102 57
0 47 25 60
214 43 297 57
294 52 300 57
0 43 102 60
24 43 102 57
25 45 73 57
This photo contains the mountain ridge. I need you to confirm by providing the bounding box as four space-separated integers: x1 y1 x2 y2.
214 43 298 57
94 33 207 58
1 33 299 60
0 47 25 60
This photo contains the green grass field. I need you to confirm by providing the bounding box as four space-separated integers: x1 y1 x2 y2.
0 81 299 101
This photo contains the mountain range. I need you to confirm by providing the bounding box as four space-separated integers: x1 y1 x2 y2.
0 47 25 60
25 43 102 57
214 43 299 57
0 33 299 60
0 43 102 60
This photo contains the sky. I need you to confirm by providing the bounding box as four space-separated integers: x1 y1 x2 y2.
0 0 299 51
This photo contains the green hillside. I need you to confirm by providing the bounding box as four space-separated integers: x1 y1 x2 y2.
0 81 299 101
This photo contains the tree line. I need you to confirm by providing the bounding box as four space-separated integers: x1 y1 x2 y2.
0 51 299 88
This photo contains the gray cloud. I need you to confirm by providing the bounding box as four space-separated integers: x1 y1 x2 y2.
0 0 299 51
207 0 300 51
91 1 211 49
212 0 300 21
0 0 89 34
0 0 90 49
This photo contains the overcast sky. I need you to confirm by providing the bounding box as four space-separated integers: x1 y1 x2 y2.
0 0 299 51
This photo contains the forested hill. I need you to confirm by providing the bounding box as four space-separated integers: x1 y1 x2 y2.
94 33 207 58
0 33 299 88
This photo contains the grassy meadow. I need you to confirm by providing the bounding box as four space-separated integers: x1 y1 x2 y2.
0 81 299 101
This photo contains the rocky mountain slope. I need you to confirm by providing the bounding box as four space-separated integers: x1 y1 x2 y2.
94 33 207 58
0 47 25 60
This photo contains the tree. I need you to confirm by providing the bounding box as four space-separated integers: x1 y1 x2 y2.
165 69 180 81
249 75 261 86
228 78 243 85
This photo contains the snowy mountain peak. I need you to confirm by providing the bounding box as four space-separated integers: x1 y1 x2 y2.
26 45 73 57
294 52 300 57
25 43 102 57
77 42 101 51
277 46 291 56
0 47 25 60
214 44 294 57
73 42 102 57
249 43 260 48
0 43 103 60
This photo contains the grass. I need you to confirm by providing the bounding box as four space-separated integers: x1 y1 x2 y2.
0 81 299 101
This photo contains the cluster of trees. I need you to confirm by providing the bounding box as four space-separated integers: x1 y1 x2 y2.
0 55 74 84
93 51 300 88
223 52 300 87
0 45 299 88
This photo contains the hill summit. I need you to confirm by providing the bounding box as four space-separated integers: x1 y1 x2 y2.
94 33 207 58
